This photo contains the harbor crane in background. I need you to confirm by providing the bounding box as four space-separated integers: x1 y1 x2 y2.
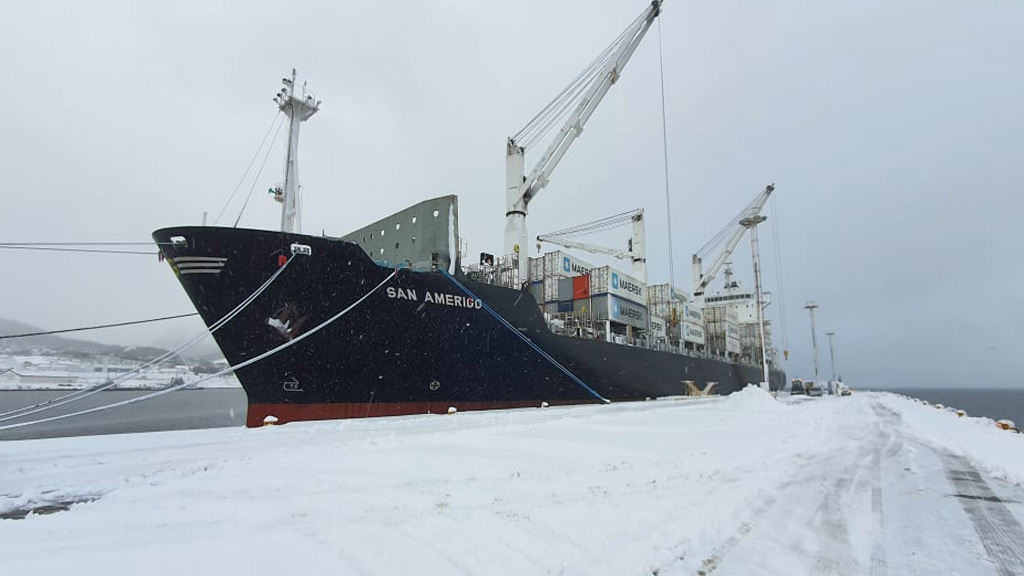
536 209 647 282
692 184 774 300
504 1 663 281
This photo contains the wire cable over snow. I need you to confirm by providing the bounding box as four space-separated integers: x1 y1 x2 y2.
0 267 398 432
441 269 608 404
0 255 298 422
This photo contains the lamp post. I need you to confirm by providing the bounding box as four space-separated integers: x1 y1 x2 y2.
804 302 819 381
825 330 836 382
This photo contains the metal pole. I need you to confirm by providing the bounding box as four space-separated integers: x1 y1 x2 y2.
825 330 836 382
741 215 769 387
804 302 819 381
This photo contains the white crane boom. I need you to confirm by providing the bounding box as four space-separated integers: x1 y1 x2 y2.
505 1 663 280
692 184 774 298
537 209 647 282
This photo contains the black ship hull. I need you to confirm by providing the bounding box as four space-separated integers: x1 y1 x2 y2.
154 225 785 427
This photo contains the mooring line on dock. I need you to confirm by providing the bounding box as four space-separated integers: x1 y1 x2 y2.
440 269 608 404
0 254 299 422
0 269 397 432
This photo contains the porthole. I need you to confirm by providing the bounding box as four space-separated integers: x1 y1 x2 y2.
411 236 416 243
412 216 417 224
433 210 439 218
379 248 385 255
395 242 399 249
381 229 386 237
395 223 401 230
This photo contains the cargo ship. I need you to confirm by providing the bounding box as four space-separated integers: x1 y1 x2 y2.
154 1 786 427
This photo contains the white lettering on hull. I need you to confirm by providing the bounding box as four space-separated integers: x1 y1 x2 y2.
388 286 483 310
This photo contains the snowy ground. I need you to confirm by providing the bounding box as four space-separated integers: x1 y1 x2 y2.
3 389 1024 576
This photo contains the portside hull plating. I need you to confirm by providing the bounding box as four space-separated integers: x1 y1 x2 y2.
154 226 786 426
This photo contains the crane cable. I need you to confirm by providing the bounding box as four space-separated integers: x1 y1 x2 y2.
513 10 647 150
214 111 284 225
0 255 298 422
769 195 790 359
542 210 638 239
658 16 677 295
234 113 287 228
0 267 398 432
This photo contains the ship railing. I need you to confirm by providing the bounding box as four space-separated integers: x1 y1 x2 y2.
461 252 523 290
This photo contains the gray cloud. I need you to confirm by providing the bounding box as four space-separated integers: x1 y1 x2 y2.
1 0 1020 387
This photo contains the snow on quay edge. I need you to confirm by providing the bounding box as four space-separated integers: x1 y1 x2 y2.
2 388 1024 576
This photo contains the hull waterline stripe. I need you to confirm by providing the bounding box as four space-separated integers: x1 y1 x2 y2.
0 254 298 423
440 269 608 404
245 400 591 427
0 267 398 432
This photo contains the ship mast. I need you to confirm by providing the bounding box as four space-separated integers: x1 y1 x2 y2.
273 69 320 234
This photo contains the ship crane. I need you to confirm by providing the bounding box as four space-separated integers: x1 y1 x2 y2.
692 184 774 300
505 1 663 281
536 209 647 282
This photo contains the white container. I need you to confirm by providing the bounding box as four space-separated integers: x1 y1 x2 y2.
683 322 705 345
528 257 543 282
726 322 740 340
542 250 595 278
543 277 559 302
589 266 647 305
726 335 741 354
649 316 667 338
683 303 703 324
589 294 648 329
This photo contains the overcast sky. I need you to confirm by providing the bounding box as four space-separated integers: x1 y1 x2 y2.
1 0 1020 387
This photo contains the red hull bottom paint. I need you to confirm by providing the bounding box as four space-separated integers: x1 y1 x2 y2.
246 400 596 427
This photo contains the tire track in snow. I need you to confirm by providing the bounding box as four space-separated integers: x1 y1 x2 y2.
868 401 905 576
942 453 1024 576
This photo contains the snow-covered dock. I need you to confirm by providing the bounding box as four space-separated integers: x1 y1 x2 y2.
3 389 1023 575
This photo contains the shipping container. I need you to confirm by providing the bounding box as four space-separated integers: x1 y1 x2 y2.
528 257 543 282
683 303 703 324
650 316 667 338
683 322 706 345
589 266 647 305
589 293 648 329
726 323 740 340
543 277 559 303
529 281 543 304
726 335 741 354
542 250 595 279
649 302 671 321
573 274 591 299
573 298 593 315
647 284 689 304
557 277 574 301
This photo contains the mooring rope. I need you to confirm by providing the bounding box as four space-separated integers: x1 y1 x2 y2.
0 254 298 422
0 269 397 432
440 269 608 404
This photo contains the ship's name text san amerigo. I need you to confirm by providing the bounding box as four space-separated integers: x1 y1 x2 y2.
386 287 482 309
